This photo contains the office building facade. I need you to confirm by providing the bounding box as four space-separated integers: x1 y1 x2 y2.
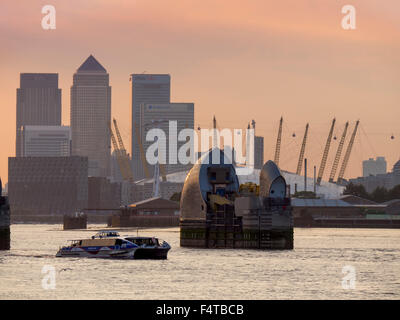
139 103 194 178
8 156 88 217
130 74 171 180
71 55 111 177
16 73 61 157
254 136 264 169
362 157 387 177
88 177 121 210
21 125 71 157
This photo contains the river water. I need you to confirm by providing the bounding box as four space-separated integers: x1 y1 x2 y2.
0 224 399 299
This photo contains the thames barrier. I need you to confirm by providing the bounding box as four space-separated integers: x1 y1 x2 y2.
180 149 293 250
0 178 10 250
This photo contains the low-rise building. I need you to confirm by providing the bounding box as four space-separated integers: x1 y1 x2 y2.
8 156 88 220
383 199 400 215
131 180 183 203
88 176 121 210
111 197 180 227
340 195 378 205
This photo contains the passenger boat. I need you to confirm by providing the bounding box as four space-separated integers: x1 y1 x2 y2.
56 231 171 259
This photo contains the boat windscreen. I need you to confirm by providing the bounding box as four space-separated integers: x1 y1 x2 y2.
126 237 159 246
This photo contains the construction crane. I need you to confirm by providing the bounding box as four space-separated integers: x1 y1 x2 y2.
109 122 124 176
328 122 349 183
316 118 336 185
109 122 134 182
274 117 283 166
113 119 128 156
337 120 360 185
296 123 309 175
113 119 134 182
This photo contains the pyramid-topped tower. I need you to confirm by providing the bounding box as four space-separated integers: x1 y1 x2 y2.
77 55 107 73
71 55 111 177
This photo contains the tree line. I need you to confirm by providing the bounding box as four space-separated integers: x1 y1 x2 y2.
343 183 400 203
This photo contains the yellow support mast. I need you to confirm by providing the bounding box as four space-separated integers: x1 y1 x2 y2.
274 117 283 167
316 118 336 185
329 122 349 183
337 120 359 184
296 123 309 176
113 119 134 182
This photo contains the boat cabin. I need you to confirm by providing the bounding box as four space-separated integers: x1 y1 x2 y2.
125 237 160 246
93 231 120 239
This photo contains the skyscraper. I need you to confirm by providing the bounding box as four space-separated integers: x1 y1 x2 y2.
130 74 170 180
16 73 61 157
71 55 111 177
139 103 194 177
254 136 264 169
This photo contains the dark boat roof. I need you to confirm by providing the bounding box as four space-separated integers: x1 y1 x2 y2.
124 236 160 240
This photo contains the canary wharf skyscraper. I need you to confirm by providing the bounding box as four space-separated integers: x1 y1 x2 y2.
71 55 111 177
16 73 61 157
130 74 170 180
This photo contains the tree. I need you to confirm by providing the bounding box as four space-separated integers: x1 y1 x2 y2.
370 186 389 203
343 182 369 199
343 183 400 203
388 184 400 200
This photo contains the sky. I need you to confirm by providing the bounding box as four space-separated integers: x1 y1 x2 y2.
0 0 399 184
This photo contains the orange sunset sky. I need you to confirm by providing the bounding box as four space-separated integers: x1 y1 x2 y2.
0 0 399 184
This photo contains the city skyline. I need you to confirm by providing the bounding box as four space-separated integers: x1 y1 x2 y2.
1 1 400 183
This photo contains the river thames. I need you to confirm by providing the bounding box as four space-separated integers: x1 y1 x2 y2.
0 225 399 299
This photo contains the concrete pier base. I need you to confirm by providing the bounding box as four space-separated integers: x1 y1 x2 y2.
180 223 294 250
63 213 87 230
0 227 10 250
0 183 10 250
